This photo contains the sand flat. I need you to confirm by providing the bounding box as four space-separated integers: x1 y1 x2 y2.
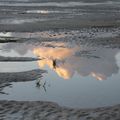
0 0 120 119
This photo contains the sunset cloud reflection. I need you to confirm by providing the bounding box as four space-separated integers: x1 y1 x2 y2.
33 42 119 80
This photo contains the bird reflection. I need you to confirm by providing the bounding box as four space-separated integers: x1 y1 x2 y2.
53 59 57 69
36 79 47 92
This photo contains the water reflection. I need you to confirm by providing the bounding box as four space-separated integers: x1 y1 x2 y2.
1 39 120 108
0 40 120 80
33 44 119 80
0 69 46 94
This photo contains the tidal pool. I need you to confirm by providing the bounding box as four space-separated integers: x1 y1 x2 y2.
0 31 120 108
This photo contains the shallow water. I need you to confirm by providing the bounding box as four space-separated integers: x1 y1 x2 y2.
0 0 120 109
0 31 120 108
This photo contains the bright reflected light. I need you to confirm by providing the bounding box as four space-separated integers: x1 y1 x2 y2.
26 10 49 14
91 72 106 81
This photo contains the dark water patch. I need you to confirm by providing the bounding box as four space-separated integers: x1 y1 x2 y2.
0 39 18 43
0 56 41 62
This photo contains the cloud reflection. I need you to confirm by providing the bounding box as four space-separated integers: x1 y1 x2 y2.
0 39 119 80
33 42 119 80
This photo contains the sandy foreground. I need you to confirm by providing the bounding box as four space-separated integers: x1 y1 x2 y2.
0 100 119 120
0 69 120 120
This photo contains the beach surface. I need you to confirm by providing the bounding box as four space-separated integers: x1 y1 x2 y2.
0 101 120 120
0 0 120 119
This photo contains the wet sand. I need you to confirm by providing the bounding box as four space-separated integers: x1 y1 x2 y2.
0 1 120 32
0 100 120 120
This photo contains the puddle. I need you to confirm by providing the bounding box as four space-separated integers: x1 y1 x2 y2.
0 35 120 108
